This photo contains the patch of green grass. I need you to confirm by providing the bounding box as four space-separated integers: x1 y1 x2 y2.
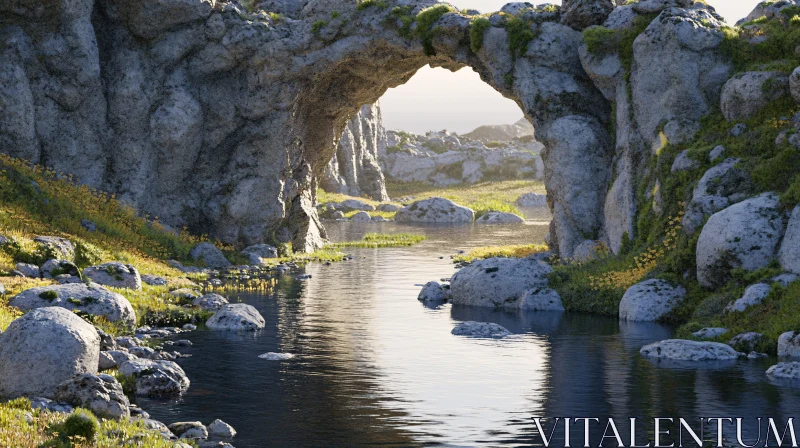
330 233 426 248
453 244 548 263
469 16 491 53
311 20 328 35
582 13 658 78
390 6 415 38
356 0 387 10
506 16 537 59
720 10 800 73
0 398 181 447
415 5 456 55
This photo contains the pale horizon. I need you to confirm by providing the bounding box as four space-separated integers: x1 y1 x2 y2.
380 0 760 135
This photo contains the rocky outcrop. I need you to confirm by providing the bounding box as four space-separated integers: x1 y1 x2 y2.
10 283 137 326
618 279 686 321
450 257 552 308
725 283 771 313
119 359 190 397
696 193 786 288
720 71 790 121
189 243 231 269
779 206 800 274
778 331 800 358
322 104 389 201
54 373 130 420
0 308 100 398
463 117 534 142
395 197 475 223
682 158 754 234
381 129 544 186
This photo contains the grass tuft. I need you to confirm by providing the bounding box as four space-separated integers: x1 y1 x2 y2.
453 244 548 263
330 233 426 248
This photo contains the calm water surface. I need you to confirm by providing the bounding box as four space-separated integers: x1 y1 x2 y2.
142 218 800 447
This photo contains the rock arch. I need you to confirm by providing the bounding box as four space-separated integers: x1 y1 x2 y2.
0 0 614 256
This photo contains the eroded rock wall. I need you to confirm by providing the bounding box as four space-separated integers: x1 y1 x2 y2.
0 0 616 256
322 104 389 201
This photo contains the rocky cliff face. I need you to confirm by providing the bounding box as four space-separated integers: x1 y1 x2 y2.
321 104 389 201
0 0 612 254
3 0 765 260
463 117 534 143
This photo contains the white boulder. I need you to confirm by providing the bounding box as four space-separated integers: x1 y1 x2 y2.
640 339 740 361
779 206 800 274
206 303 265 331
517 287 565 311
767 362 800 380
395 197 475 223
0 308 100 398
82 262 142 290
725 283 771 313
119 359 190 397
450 257 552 308
696 193 785 288
417 282 448 302
618 279 686 321
10 282 137 326
779 331 800 358
475 212 525 224
208 419 237 438
192 293 229 311
451 321 511 338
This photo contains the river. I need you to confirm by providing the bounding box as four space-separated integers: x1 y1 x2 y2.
141 218 800 447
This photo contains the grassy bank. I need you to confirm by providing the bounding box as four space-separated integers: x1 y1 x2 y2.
330 233 426 248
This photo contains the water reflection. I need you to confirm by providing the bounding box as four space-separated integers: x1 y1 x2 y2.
142 222 800 447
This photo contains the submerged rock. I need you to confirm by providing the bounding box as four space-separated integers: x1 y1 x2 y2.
618 279 686 322
0 308 100 398
640 339 740 361
206 304 265 331
475 212 525 224
395 197 475 223
450 257 552 308
10 282 137 326
258 352 295 361
451 321 512 338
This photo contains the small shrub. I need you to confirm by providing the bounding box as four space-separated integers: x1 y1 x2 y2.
415 5 455 55
506 16 537 59
582 26 620 55
73 241 103 268
311 20 328 35
357 0 387 10
55 409 99 445
39 290 58 301
469 16 491 53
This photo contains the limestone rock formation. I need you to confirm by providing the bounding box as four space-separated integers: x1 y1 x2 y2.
0 0 610 255
0 308 100 398
322 104 389 201
780 206 800 274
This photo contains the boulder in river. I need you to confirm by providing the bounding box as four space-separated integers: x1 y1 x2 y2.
395 197 475 223
168 421 208 440
767 362 800 380
206 304 265 331
450 257 552 308
618 279 686 322
475 212 525 224
208 419 237 438
516 288 564 311
192 293 229 311
83 262 142 290
417 282 448 302
10 282 137 326
451 321 511 338
0 307 100 398
640 339 740 361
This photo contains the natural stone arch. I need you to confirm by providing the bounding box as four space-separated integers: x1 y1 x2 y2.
0 0 613 257
289 1 613 256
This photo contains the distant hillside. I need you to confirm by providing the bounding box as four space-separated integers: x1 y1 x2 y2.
463 118 535 143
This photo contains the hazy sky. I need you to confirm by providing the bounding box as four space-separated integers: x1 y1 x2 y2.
380 0 760 134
